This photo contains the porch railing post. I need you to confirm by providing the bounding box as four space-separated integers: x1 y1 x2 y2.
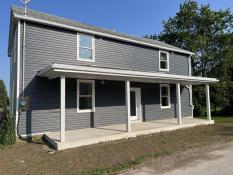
205 84 211 121
176 83 182 125
125 80 131 132
60 75 66 142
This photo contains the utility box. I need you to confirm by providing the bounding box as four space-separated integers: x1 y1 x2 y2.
20 96 30 111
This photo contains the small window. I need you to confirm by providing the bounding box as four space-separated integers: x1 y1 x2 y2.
160 84 170 108
77 34 95 61
77 80 95 112
159 51 169 71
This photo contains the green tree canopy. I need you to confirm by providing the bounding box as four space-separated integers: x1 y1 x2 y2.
146 0 233 115
0 80 9 113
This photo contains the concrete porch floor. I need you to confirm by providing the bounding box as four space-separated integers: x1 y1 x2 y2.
44 118 214 150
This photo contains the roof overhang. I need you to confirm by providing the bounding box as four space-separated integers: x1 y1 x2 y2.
37 64 219 85
12 13 194 56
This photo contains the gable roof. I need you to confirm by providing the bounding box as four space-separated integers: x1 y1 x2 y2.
8 6 194 56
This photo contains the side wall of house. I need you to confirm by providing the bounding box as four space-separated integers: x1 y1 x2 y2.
17 21 192 135
9 24 18 118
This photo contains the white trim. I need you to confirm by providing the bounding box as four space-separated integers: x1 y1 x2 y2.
160 84 171 109
159 50 169 71
188 55 192 76
125 80 131 132
130 88 142 121
22 21 26 97
77 79 95 113
60 76 65 142
38 64 219 84
77 33 95 62
176 83 182 125
20 132 45 138
15 20 21 133
13 14 194 56
206 84 211 121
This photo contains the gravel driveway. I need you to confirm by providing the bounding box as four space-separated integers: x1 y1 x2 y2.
121 142 233 175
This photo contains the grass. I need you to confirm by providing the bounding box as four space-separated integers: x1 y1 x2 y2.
74 156 146 175
0 116 233 175
197 116 233 123
74 152 171 175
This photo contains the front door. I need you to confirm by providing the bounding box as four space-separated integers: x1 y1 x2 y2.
130 88 141 121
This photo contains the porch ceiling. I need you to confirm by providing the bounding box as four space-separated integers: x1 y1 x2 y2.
37 63 218 85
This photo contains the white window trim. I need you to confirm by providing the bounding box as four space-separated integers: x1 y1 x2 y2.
159 50 169 71
160 84 171 109
77 33 95 62
77 79 95 113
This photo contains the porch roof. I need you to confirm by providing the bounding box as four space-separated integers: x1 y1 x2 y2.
37 63 218 84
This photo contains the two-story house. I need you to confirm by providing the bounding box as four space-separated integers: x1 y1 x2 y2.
8 6 218 150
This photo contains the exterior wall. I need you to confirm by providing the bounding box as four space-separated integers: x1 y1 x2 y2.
21 22 189 75
17 21 192 135
181 86 193 117
10 25 18 117
18 79 192 135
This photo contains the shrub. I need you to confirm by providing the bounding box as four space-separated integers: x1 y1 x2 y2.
0 114 16 147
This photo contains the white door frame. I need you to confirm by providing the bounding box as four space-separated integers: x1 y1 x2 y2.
130 88 142 121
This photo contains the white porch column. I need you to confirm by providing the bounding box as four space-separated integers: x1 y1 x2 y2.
176 83 182 125
60 76 66 142
205 84 211 121
125 80 131 132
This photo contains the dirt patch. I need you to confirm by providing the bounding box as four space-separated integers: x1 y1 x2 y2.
0 123 233 175
124 142 231 175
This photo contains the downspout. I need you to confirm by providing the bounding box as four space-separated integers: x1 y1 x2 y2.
186 55 194 117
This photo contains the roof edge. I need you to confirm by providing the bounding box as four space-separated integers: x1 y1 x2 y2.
13 12 194 55
38 64 218 84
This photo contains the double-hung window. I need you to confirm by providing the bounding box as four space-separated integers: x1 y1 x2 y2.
160 84 170 109
77 34 95 61
77 80 95 113
159 51 169 71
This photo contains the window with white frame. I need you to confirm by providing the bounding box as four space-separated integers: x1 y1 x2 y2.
77 80 95 112
160 84 170 108
159 51 169 71
77 34 95 61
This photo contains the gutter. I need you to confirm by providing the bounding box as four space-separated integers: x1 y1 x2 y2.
38 64 219 84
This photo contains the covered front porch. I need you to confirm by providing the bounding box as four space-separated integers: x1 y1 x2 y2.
44 118 214 150
38 63 218 150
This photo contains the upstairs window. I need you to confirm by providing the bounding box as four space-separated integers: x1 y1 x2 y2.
77 34 95 61
160 84 170 109
77 80 95 113
159 51 169 71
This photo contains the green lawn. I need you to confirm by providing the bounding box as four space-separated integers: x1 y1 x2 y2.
197 116 233 123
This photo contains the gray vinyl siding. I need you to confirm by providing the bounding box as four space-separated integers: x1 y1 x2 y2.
17 21 192 135
131 83 176 120
10 26 18 117
21 22 189 75
181 86 193 117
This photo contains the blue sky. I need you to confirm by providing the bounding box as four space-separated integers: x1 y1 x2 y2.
0 0 232 94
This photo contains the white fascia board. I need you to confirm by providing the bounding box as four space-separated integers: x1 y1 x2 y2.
38 64 219 84
16 20 21 133
13 14 194 56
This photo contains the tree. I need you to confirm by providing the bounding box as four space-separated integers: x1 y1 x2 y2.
0 80 9 113
147 0 233 115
